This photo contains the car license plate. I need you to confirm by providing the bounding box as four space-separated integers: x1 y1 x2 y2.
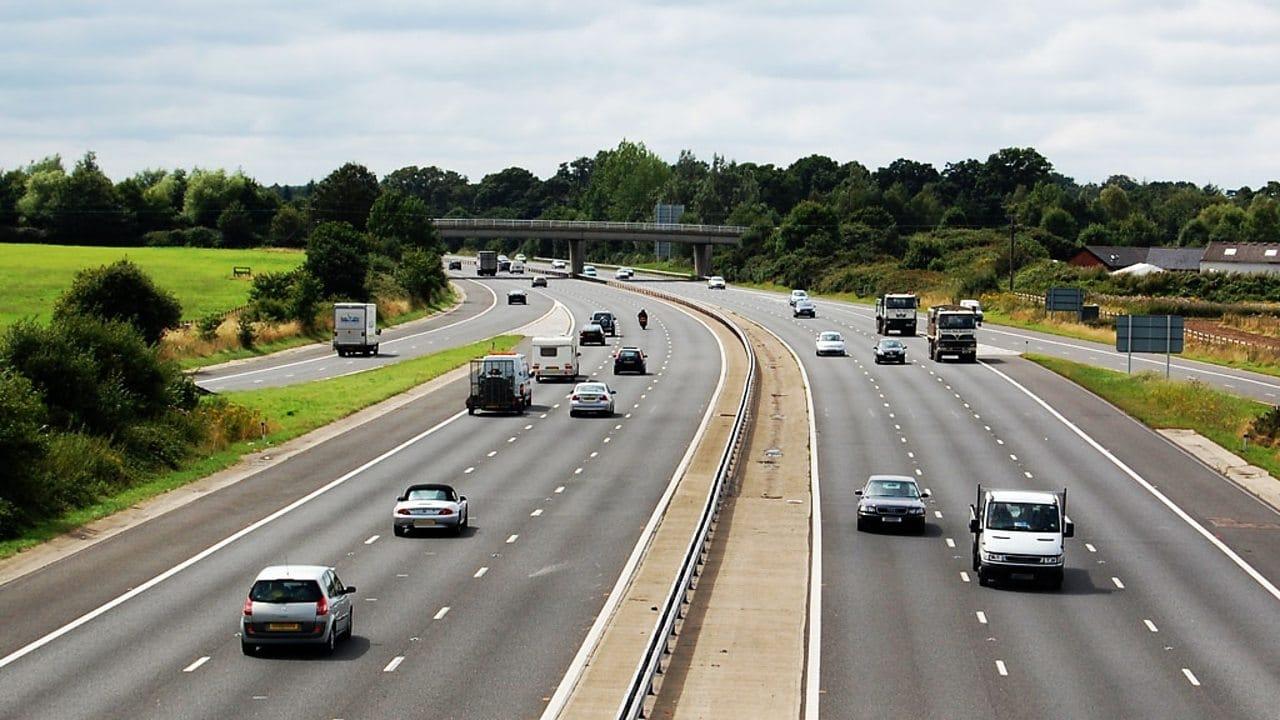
882 516 902 523
267 623 301 632
414 519 436 528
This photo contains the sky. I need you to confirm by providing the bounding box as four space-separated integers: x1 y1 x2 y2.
2 0 1278 187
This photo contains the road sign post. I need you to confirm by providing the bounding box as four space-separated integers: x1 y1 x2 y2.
1116 315 1184 376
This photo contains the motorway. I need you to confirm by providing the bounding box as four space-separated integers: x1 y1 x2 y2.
632 276 1280 719
196 275 554 392
0 275 724 719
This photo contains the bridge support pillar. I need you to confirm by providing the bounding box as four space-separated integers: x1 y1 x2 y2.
692 243 713 279
569 240 585 276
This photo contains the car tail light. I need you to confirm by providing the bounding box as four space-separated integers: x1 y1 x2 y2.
396 508 411 515
438 508 454 515
316 594 329 617
243 597 253 617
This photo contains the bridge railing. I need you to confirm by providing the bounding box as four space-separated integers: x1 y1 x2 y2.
433 217 746 237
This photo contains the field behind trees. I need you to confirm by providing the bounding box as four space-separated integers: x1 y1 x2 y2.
0 243 304 327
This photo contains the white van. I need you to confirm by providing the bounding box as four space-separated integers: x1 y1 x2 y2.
531 335 579 382
333 302 380 357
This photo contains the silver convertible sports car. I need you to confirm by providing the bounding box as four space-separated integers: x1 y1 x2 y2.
392 484 469 536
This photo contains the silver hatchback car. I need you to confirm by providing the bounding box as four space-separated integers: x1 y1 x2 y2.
241 565 356 656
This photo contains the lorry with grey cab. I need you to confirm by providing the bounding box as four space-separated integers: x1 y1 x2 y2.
876 293 918 335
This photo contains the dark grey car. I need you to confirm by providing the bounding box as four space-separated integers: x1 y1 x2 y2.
856 475 930 532
874 338 907 364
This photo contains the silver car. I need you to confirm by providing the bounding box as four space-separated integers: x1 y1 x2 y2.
569 382 616 417
241 565 355 656
393 483 469 536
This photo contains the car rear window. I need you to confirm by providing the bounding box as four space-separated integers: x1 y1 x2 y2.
407 488 453 501
251 580 322 603
578 384 607 393
619 350 639 359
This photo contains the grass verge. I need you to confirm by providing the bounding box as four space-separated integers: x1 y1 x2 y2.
1026 353 1280 479
0 334 520 560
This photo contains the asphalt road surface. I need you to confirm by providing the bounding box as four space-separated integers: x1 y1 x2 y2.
647 277 1280 719
196 274 554 393
0 277 723 720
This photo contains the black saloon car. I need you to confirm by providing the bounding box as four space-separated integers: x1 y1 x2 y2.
874 338 907 364
613 347 646 374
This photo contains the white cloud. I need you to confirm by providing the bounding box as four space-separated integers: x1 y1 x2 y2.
0 0 1277 187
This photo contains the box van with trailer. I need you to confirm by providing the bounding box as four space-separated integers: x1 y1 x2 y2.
531 336 579 382
466 352 533 414
332 303 380 357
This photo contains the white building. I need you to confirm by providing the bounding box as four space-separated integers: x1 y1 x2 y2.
1200 242 1280 275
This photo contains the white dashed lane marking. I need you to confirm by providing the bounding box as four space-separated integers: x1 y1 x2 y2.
433 606 451 620
1143 619 1158 633
364 535 379 545
506 534 519 544
1182 668 1201 687
383 656 404 673
996 660 1008 677
182 656 210 673
474 567 489 579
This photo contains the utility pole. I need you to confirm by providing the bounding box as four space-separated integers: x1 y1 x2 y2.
1008 215 1016 292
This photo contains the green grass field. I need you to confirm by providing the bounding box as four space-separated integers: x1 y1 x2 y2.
0 243 305 326
0 334 521 559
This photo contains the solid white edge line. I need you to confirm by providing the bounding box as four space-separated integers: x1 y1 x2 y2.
979 360 1280 603
206 280 500 384
745 316 822 720
539 288 730 720
182 656 210 673
0 408 470 671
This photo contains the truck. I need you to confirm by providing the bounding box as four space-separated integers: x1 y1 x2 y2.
332 302 380 357
969 485 1074 589
925 305 977 362
875 293 918 335
466 352 533 414
477 250 498 276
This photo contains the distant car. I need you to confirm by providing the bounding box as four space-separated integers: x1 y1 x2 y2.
707 276 726 290
510 261 525 274
507 289 527 305
960 299 984 325
621 266 635 278
856 475 930 532
793 299 816 318
498 259 512 273
569 382 616 417
579 323 606 345
551 259 567 270
789 289 809 306
515 253 527 263
241 565 355 656
874 338 907 364
815 331 846 356
582 265 598 277
613 347 647 374
591 311 617 336
447 259 463 270
532 276 548 288
614 267 631 280
498 255 509 263
392 483 468 537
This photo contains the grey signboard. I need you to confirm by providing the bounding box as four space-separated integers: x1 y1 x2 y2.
1046 287 1085 312
1116 315 1184 353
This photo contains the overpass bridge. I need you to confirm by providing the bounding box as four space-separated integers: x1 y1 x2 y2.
432 218 744 277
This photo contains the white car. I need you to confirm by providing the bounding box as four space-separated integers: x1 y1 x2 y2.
614 267 631 280
815 331 846 356
620 266 635 278
551 259 567 270
515 253 527 263
583 265 598 277
789 289 809 306
510 261 525 274
793 299 816 318
569 382 616 417
392 483 469 536
960 299 984 325
707 276 726 290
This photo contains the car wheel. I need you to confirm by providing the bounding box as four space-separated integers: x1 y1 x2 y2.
393 525 404 537
342 610 354 639
461 509 469 530
569 410 578 418
241 641 257 656
856 517 866 532
324 626 337 655
977 565 992 587
1044 569 1064 590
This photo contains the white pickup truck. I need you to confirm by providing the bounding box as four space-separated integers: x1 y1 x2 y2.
969 485 1073 589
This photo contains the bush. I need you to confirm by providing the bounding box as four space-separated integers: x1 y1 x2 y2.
0 370 49 532
268 206 309 248
305 221 370 300
197 313 223 341
41 432 131 510
397 248 449 303
53 259 182 344
237 313 255 348
903 236 944 270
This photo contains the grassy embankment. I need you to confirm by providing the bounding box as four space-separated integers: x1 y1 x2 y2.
1027 354 1280 479
0 335 520 559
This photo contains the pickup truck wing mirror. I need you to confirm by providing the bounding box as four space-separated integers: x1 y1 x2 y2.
854 489 863 496
344 586 357 595
1064 519 1075 538
919 490 931 499
968 504 980 533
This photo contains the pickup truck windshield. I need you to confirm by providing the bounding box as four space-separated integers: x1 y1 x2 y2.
885 297 916 309
939 315 976 330
986 502 1060 532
